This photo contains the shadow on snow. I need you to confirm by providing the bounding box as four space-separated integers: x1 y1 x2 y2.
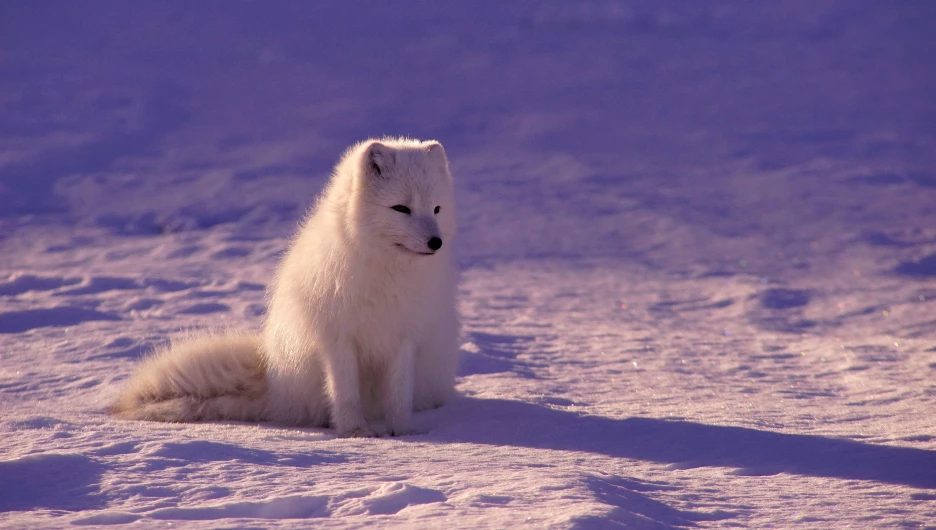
0 454 106 512
572 475 738 528
438 398 936 489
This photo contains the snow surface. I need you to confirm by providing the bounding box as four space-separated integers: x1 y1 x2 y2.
2 1 935 527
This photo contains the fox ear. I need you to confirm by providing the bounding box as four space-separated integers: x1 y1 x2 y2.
426 142 449 170
364 141 395 178
426 142 447 161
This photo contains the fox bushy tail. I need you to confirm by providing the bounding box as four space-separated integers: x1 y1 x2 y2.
110 333 268 423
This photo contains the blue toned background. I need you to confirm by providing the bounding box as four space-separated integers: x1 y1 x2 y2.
1 1 935 527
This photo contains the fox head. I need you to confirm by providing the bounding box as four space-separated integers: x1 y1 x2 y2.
348 138 456 258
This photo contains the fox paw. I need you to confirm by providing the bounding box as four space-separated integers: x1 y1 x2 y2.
387 428 415 437
340 426 378 438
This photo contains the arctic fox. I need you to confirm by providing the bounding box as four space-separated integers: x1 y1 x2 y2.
111 138 460 437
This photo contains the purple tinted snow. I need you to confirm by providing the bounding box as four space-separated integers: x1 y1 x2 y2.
437 398 936 489
147 440 346 468
0 454 106 512
0 307 120 334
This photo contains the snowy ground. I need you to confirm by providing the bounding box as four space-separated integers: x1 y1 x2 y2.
2 1 935 528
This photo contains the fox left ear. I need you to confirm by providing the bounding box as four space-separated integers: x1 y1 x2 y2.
426 142 449 171
364 141 395 178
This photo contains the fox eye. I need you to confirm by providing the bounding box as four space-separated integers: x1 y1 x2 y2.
391 205 411 214
434 206 441 214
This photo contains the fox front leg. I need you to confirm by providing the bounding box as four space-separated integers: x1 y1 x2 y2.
322 342 376 438
381 342 416 436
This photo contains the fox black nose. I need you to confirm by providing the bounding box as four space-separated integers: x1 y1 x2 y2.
427 237 443 251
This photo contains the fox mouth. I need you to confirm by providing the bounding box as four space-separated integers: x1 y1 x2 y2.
396 244 435 256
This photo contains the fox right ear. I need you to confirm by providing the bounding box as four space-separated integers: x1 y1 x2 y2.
364 141 395 178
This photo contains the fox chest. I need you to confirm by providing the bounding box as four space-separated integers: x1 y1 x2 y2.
345 282 436 357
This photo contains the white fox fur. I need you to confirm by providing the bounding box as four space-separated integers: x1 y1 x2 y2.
112 138 460 437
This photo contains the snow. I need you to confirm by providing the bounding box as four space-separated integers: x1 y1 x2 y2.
1 0 935 527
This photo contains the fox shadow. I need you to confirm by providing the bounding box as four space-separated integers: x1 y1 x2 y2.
433 397 936 489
